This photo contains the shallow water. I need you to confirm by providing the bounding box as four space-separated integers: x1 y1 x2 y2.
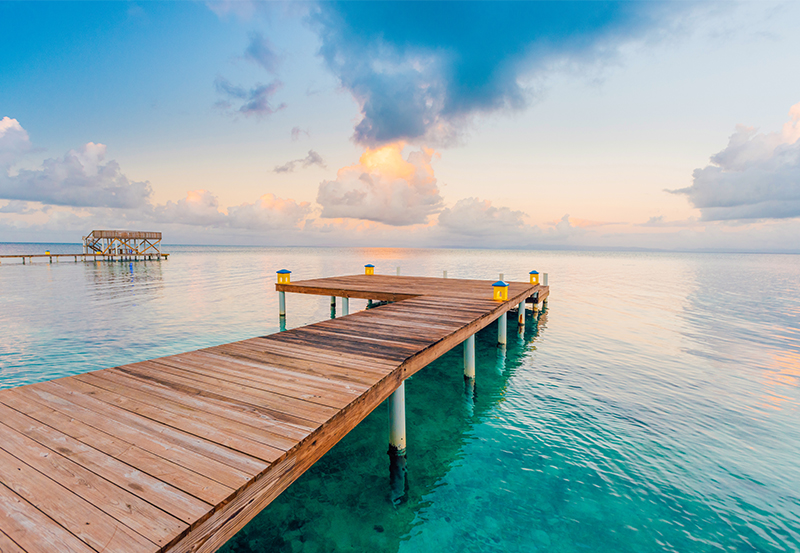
1 245 798 552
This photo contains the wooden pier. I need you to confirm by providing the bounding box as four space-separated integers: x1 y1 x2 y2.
0 253 169 264
0 273 548 553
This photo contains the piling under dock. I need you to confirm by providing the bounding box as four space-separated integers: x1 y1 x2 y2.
0 274 548 553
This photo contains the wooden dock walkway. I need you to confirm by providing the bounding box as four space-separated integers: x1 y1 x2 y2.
0 253 168 264
0 274 548 553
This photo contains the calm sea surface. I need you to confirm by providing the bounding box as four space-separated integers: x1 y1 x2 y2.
0 245 798 553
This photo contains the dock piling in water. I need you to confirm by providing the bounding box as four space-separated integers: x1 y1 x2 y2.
464 334 476 379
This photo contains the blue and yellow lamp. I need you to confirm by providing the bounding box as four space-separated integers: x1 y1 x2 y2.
276 269 291 284
365 264 375 275
492 280 509 301
529 270 539 285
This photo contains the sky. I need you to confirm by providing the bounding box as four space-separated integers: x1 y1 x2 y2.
1 0 800 251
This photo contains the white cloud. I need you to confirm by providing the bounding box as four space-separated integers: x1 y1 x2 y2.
0 137 153 208
154 189 309 230
155 189 227 226
438 197 527 237
227 193 310 230
316 143 443 226
0 117 33 166
672 102 800 220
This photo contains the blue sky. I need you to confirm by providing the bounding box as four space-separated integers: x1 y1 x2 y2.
2 1 800 250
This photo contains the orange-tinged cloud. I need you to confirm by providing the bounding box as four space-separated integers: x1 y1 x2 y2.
317 143 443 226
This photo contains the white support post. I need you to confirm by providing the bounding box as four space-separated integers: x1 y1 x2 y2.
498 312 507 345
542 273 549 286
499 273 504 281
278 291 286 317
388 381 407 454
463 334 476 379
396 266 401 276
443 270 447 278
342 297 349 316
518 301 525 325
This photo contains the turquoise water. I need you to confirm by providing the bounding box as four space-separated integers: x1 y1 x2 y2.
1 245 798 552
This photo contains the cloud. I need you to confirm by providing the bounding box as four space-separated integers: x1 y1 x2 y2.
227 193 310 230
155 189 227 226
640 215 699 227
308 2 689 146
438 197 527 238
273 150 326 173
291 126 309 141
0 117 33 166
671 102 800 220
154 189 309 230
316 143 443 225
214 76 286 117
0 200 36 214
0 139 152 209
244 32 280 73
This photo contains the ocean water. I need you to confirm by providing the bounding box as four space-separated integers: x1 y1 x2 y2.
0 245 798 553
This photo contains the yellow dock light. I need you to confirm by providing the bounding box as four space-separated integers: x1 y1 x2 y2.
45 250 50 255
276 269 291 284
492 280 509 301
365 264 375 275
529 270 539 285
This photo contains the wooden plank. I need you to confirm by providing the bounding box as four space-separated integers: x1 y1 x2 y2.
0 402 195 541
159 351 363 407
0 390 241 497
77 371 305 451
61 377 286 463
0 530 24 553
6 385 258 488
0 444 156 553
143 359 338 426
0 483 95 553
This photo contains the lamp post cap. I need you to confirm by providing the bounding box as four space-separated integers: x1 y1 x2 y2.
492 280 509 287
365 264 375 267
276 269 292 274
529 270 539 274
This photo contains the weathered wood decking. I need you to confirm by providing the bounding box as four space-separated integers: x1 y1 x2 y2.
0 274 548 553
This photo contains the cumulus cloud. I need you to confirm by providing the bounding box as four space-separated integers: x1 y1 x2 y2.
228 193 310 229
671 102 800 220
0 117 32 166
273 150 325 173
0 200 36 214
215 76 286 117
0 140 152 209
316 143 443 225
438 198 527 237
244 32 280 73
155 189 309 230
309 2 688 146
155 189 227 226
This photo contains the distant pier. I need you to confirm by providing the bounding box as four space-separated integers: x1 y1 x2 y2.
0 269 548 552
0 229 168 264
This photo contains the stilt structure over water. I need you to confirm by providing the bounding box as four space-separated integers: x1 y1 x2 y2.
0 268 548 553
82 230 163 257
0 230 168 264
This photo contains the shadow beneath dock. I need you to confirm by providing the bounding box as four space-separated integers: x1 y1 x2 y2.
220 308 548 553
